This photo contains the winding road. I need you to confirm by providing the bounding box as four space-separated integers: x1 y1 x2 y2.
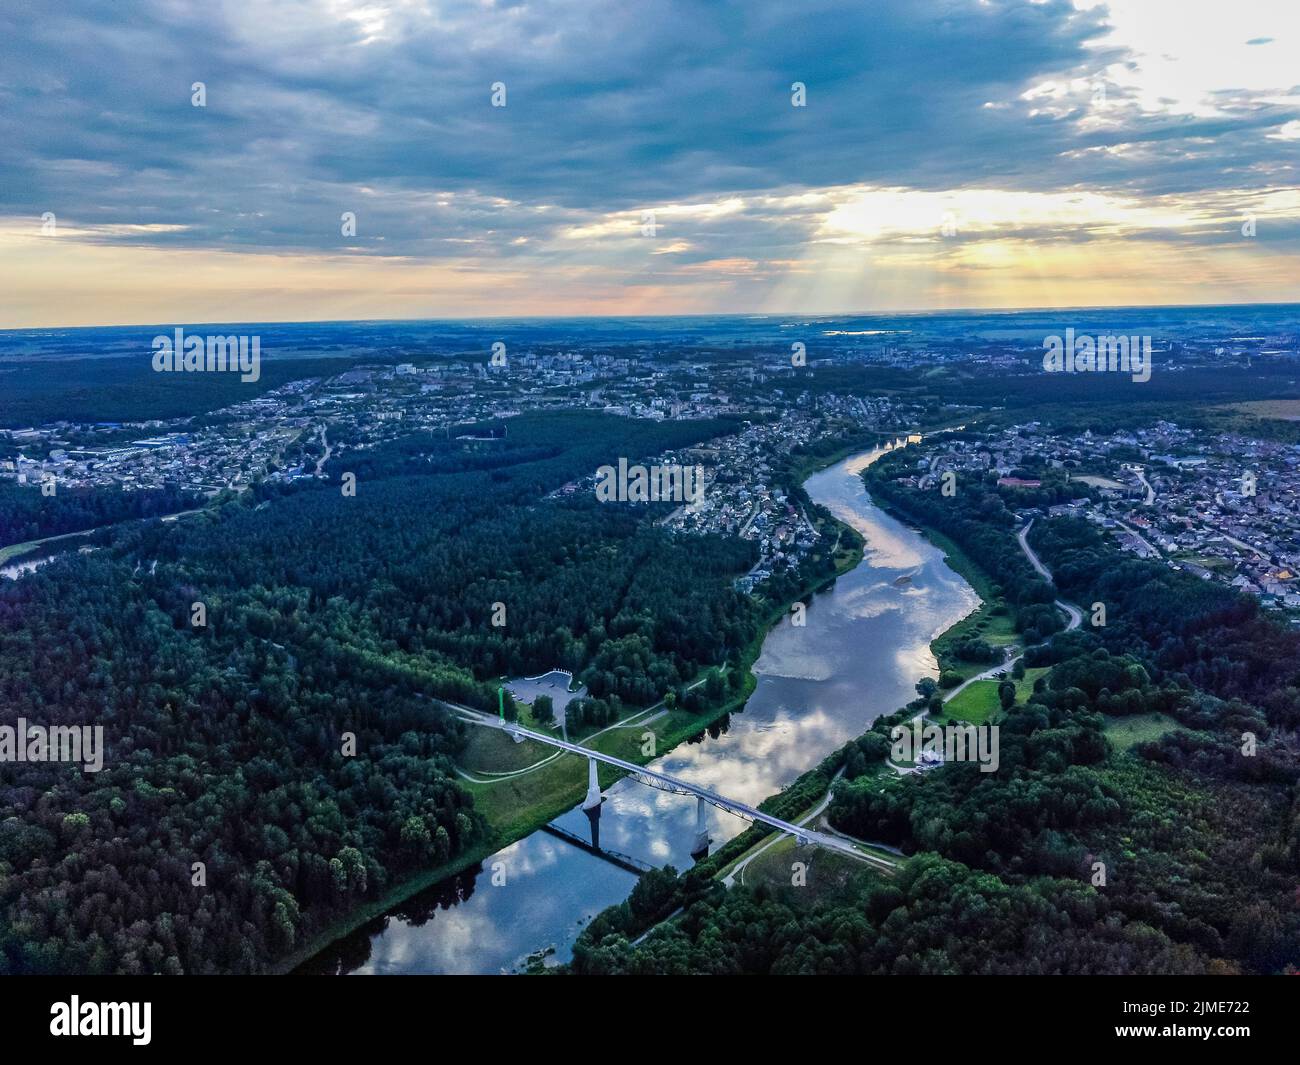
1018 520 1084 631
935 522 1080 710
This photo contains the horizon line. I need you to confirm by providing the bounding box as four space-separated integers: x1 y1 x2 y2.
3 298 1300 336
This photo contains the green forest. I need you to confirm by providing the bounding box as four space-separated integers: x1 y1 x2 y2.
0 412 764 974
568 445 1300 975
0 481 202 547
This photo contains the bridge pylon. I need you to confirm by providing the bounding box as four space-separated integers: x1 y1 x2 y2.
583 756 603 810
690 795 710 858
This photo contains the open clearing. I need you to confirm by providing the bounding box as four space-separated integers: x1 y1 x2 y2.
1222 400 1300 422
1104 712 1182 753
943 680 1002 724
738 834 883 903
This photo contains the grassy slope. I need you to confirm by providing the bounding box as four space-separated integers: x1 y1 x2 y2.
736 835 881 902
943 681 1002 724
1103 712 1183 753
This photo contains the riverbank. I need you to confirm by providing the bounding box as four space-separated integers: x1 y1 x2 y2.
0 502 213 569
0 529 96 567
284 444 873 974
566 454 1018 948
665 448 1022 891
856 462 1019 684
457 506 863 844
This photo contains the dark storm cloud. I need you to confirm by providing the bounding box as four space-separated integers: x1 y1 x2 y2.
0 0 1296 260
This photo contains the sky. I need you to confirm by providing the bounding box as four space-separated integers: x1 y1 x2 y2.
1 0 1298 327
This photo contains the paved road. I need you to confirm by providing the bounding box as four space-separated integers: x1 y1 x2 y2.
1219 530 1265 559
1018 520 1084 631
940 650 1017 704
1111 516 1161 559
313 426 332 476
938 523 1081 712
1017 520 1053 581
1134 468 1155 506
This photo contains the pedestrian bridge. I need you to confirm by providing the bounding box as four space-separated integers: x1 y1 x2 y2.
452 703 875 862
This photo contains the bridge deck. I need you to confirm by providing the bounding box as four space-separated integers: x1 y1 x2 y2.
471 713 873 860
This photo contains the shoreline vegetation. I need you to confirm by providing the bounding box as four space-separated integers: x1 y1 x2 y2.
289 428 1002 974
647 445 1013 908
872 499 1009 680
283 437 879 972
558 429 1036 952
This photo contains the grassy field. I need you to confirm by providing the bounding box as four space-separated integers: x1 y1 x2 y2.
589 708 703 760
463 757 592 841
1070 474 1125 489
943 680 1002 724
1104 713 1182 753
938 662 1049 725
459 725 560 774
1222 399 1300 422
1014 666 1050 702
736 835 880 902
935 618 1017 684
1171 550 1234 575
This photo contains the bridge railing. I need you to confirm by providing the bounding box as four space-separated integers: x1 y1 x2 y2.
502 721 818 845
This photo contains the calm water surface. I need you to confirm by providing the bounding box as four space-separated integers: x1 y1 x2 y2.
301 442 978 974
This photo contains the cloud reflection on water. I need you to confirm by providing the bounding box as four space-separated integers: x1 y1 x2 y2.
333 443 979 974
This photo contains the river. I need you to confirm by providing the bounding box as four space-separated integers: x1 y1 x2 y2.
299 441 979 974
